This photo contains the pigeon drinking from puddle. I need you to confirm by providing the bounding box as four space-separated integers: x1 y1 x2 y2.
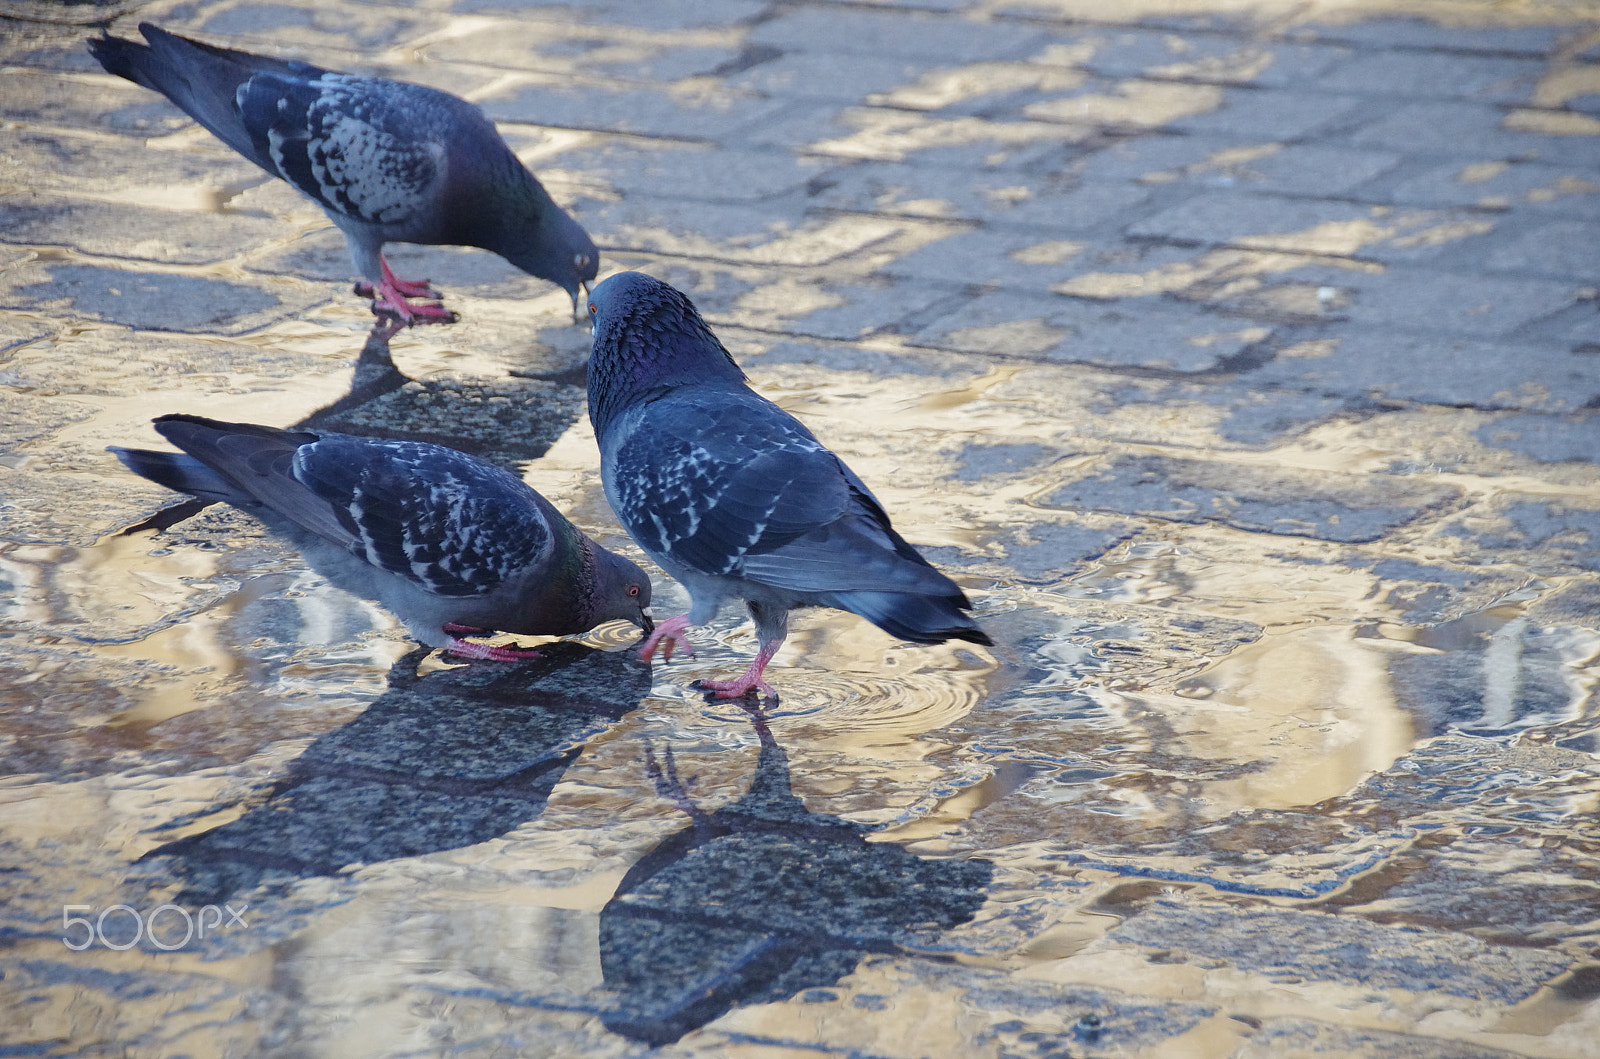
90 24 599 324
112 415 652 660
585 271 991 699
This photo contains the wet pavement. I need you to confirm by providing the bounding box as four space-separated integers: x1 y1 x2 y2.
2 0 1600 1055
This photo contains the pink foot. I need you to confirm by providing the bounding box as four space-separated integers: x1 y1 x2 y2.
695 671 777 700
371 294 458 326
360 255 456 325
362 276 441 300
638 614 694 664
443 622 492 635
693 639 781 700
355 277 442 300
444 637 541 663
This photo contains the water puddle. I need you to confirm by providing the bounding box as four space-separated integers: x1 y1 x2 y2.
3 269 1597 1057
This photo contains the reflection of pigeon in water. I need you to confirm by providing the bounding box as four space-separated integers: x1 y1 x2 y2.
112 415 652 660
600 707 993 1045
585 271 992 699
89 23 599 324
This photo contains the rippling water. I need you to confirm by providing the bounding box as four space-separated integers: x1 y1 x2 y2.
4 323 1598 1053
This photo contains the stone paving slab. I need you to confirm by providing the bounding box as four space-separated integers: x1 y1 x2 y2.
746 5 1050 61
0 193 292 266
1042 453 1464 542
912 288 1272 371
1169 86 1371 140
1315 48 1548 102
1297 16 1571 55
1110 896 1570 1002
454 0 773 30
1352 98 1600 167
479 77 795 140
555 141 823 204
1446 493 1600 573
1 258 322 334
0 126 261 198
425 21 745 84
188 1 433 53
1247 328 1595 411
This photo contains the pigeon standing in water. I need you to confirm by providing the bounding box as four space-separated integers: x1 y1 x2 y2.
585 272 991 699
89 24 599 324
112 415 652 660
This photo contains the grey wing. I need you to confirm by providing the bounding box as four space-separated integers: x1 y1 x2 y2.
739 494 963 596
609 393 852 578
237 72 448 228
286 436 557 597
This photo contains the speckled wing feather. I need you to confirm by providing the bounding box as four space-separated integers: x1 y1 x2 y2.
236 72 450 230
610 391 847 576
154 418 556 599
287 436 555 597
611 390 955 597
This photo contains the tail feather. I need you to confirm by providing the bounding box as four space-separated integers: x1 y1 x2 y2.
110 446 250 506
86 34 166 95
88 24 305 171
113 414 319 505
826 590 993 647
153 412 316 469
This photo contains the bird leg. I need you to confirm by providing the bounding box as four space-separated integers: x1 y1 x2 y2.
443 621 492 635
443 636 541 662
360 254 457 325
694 636 782 701
638 613 694 664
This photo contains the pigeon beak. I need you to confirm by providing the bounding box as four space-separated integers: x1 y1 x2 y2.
573 280 590 327
637 605 655 635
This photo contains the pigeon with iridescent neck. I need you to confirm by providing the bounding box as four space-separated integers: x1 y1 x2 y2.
112 415 652 661
585 271 991 699
89 24 598 324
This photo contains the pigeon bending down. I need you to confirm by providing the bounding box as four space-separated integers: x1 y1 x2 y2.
585 272 992 699
89 24 599 325
112 415 652 661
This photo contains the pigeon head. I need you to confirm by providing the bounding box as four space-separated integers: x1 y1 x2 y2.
585 272 746 432
498 196 600 310
583 543 655 634
456 138 599 308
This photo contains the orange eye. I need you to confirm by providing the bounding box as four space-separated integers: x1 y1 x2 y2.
588 302 597 315
627 585 640 597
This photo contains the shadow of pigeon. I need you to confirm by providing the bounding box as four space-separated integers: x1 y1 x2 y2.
598 706 994 1045
295 317 587 472
145 641 649 906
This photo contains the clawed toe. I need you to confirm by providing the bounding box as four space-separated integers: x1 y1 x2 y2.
692 676 777 701
444 637 540 662
372 299 459 326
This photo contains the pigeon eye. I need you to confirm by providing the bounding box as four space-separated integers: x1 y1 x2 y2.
588 302 597 316
627 585 640 597
574 253 591 270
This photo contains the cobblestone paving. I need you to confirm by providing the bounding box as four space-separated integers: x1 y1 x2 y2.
2 0 1599 1056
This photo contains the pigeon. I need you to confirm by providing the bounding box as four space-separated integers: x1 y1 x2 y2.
112 415 653 661
89 24 599 325
585 272 991 699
